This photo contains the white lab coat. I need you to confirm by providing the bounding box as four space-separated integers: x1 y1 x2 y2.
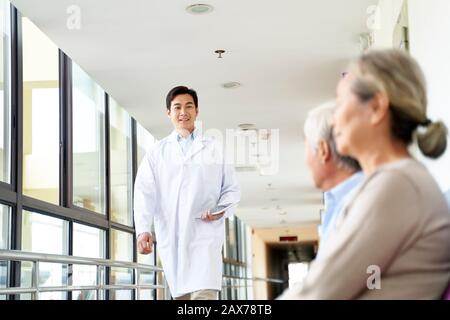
133 130 240 298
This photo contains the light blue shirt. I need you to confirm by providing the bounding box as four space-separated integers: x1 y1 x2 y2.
318 171 364 253
445 189 450 209
176 128 197 155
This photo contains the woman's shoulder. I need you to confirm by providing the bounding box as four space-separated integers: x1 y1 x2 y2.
370 158 431 189
364 158 448 215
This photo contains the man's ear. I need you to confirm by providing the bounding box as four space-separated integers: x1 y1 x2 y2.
318 139 331 164
167 109 171 118
370 92 389 125
195 107 199 116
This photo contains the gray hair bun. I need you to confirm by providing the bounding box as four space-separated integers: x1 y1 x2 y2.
417 120 448 158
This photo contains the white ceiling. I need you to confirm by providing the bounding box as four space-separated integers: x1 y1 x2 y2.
12 0 377 228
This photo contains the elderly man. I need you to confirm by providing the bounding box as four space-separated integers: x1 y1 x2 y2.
303 101 363 255
277 101 363 300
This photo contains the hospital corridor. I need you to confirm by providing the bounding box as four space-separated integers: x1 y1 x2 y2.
0 0 449 302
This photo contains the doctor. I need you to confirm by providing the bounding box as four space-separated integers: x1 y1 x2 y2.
134 86 240 300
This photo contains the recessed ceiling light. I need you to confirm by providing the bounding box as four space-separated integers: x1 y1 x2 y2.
238 123 255 130
186 4 213 15
222 82 241 89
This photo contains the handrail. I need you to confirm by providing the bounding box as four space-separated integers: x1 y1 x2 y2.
0 249 284 299
0 249 167 299
222 274 285 284
0 249 163 271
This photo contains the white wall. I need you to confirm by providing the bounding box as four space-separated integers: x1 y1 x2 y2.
372 0 405 48
408 0 450 191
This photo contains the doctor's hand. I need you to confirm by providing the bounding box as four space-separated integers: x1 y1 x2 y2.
137 232 154 254
200 211 224 221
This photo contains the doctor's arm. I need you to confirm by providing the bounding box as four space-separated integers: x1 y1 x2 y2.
216 157 241 219
134 153 157 254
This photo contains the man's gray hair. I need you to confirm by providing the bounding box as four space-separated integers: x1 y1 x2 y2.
303 101 361 171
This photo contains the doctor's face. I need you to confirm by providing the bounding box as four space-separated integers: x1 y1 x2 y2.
167 93 198 133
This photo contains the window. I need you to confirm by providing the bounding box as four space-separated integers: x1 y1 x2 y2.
72 223 105 300
21 211 69 300
109 98 133 226
237 219 246 262
0 0 11 184
136 122 155 166
110 229 133 300
22 17 59 204
245 225 253 299
72 63 106 214
0 204 10 300
225 216 237 260
136 122 157 298
0 203 9 249
137 241 156 300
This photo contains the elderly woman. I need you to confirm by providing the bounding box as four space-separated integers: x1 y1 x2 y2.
281 49 450 299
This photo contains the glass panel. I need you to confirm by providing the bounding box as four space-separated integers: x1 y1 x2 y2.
155 255 166 300
137 249 156 299
109 98 132 226
0 261 6 287
73 223 105 258
72 62 105 214
137 268 155 300
136 122 155 166
237 219 245 262
72 223 105 300
0 204 10 299
110 268 133 285
226 216 237 260
223 226 228 259
138 289 155 300
111 229 133 262
21 211 69 300
22 17 59 204
0 0 11 183
110 229 133 300
110 289 132 300
0 203 9 250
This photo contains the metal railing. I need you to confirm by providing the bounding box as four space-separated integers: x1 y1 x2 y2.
0 249 284 300
221 274 285 300
222 274 284 284
0 249 168 300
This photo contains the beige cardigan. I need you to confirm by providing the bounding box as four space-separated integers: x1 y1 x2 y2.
280 158 450 299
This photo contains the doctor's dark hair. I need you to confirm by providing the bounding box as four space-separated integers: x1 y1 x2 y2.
166 86 199 110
